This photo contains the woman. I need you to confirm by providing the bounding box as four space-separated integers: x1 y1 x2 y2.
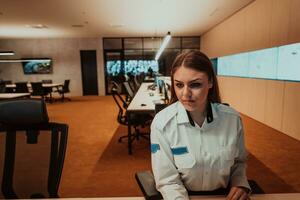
151 50 250 200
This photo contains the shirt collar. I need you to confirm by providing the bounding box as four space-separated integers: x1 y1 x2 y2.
176 101 219 126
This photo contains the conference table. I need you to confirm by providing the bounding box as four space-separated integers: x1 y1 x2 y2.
40 193 300 199
126 82 169 154
6 83 62 89
6 83 63 102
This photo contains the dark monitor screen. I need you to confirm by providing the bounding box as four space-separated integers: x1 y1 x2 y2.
22 58 52 74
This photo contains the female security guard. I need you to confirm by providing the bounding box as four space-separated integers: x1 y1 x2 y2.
150 50 250 200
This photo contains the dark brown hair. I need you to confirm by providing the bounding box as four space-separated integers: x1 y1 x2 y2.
170 50 221 104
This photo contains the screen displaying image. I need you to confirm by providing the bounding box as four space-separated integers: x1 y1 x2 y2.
22 59 52 74
106 60 122 76
124 60 158 75
106 60 159 76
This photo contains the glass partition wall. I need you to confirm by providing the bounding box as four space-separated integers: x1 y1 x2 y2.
103 36 200 94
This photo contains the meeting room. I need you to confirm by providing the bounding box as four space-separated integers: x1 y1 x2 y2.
0 0 300 199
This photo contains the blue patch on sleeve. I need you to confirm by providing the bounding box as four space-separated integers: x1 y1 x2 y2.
151 144 160 153
171 146 188 155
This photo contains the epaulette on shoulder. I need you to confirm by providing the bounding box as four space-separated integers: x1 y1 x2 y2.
152 103 178 131
216 103 240 117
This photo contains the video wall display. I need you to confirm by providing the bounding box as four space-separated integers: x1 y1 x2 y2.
106 60 159 76
217 42 300 82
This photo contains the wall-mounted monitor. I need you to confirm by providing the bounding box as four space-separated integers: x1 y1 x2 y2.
248 47 278 79
277 43 300 81
22 58 52 74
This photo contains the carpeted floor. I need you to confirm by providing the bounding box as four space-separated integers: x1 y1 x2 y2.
0 96 300 198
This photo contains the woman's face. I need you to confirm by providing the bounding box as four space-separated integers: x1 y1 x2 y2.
173 66 212 112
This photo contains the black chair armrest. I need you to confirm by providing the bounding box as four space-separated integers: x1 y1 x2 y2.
135 171 162 200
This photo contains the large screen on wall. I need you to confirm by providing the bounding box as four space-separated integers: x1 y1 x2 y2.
106 60 159 76
22 58 53 74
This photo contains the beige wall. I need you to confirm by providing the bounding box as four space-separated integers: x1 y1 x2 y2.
201 0 300 141
0 38 105 96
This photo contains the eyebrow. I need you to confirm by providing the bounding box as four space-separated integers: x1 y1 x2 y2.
174 78 203 83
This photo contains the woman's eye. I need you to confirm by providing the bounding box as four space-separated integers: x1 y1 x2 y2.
189 82 202 88
175 83 184 88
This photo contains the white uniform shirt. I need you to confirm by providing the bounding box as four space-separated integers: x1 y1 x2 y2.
151 101 250 200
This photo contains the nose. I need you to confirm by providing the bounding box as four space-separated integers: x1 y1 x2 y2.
182 86 192 99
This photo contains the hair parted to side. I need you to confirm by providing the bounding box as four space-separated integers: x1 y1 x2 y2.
169 50 221 104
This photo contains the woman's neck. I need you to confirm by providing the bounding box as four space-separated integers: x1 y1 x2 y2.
189 102 208 127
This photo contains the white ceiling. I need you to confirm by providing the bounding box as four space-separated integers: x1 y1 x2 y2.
0 0 254 39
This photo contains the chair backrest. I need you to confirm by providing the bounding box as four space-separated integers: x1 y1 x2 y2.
3 80 12 84
0 99 68 198
31 82 45 96
63 80 70 93
123 81 134 99
42 79 53 84
111 88 128 125
0 82 6 93
15 82 29 93
0 99 48 125
110 81 122 94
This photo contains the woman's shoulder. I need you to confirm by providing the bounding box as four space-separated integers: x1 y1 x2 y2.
151 102 178 130
213 103 240 117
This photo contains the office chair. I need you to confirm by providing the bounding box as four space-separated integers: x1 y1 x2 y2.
2 81 14 93
31 82 49 100
15 82 29 93
135 171 265 200
111 88 152 143
123 81 135 102
42 80 53 84
0 82 6 93
0 99 68 198
56 80 71 102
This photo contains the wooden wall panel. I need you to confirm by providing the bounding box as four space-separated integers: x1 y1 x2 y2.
270 0 290 46
264 80 284 131
282 82 300 140
244 0 272 51
288 0 300 43
218 76 252 115
220 11 247 55
247 78 267 122
236 77 252 115
201 28 220 58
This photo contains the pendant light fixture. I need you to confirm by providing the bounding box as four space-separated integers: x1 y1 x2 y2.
155 32 171 61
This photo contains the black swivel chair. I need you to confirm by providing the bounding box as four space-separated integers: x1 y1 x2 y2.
15 82 29 93
42 80 53 84
2 81 13 93
111 88 152 143
135 171 264 200
0 99 68 198
57 80 71 102
0 82 6 93
31 82 49 100
123 81 135 103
